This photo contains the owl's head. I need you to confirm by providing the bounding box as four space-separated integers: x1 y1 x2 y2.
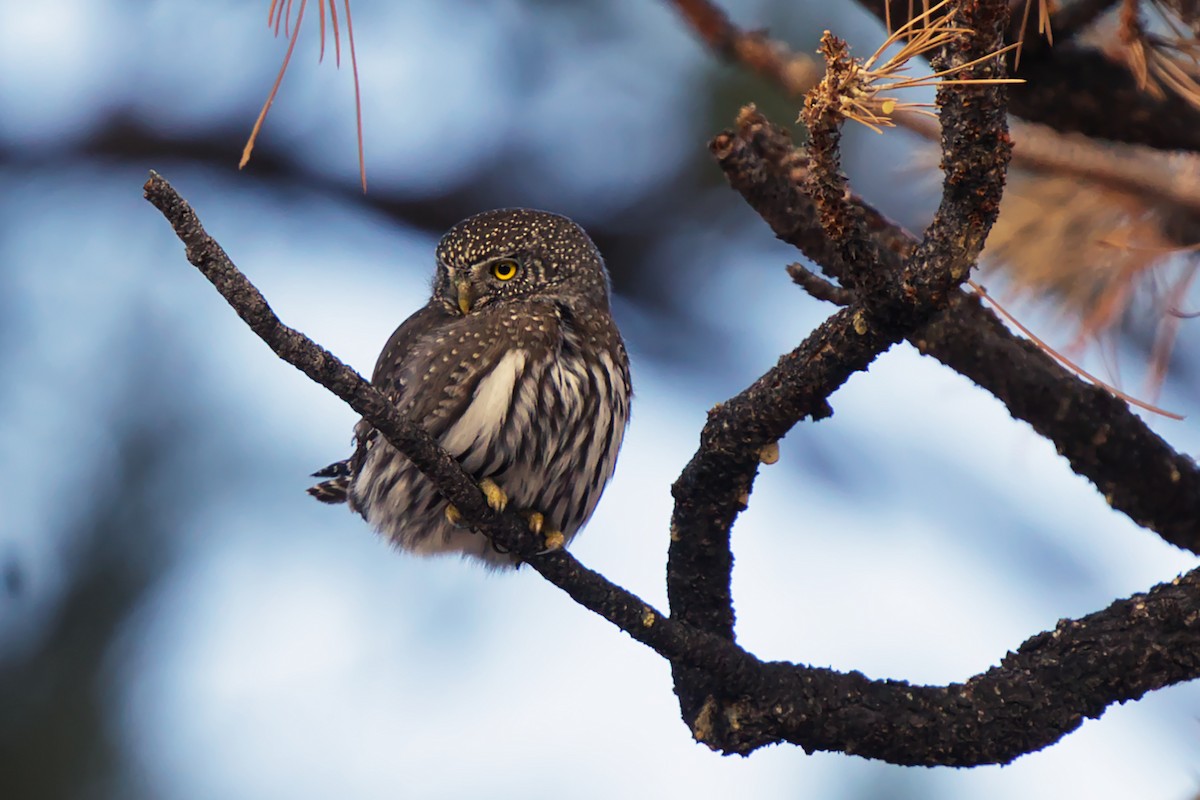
432 209 610 316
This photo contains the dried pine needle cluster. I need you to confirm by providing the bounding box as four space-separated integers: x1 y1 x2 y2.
988 174 1173 327
985 170 1199 399
989 0 1200 395
888 0 1054 65
803 0 1020 134
802 2 1197 403
1119 0 1200 111
242 0 366 190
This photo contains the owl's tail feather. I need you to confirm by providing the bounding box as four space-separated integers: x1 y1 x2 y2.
308 459 351 504
308 478 349 504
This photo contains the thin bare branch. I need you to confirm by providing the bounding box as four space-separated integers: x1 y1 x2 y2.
787 262 853 305
666 0 822 95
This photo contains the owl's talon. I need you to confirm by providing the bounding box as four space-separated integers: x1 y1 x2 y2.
479 478 508 512
445 504 464 527
523 511 564 552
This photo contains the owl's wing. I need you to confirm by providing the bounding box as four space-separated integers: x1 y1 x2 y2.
369 302 447 396
372 303 568 469
349 302 452 460
384 309 547 441
307 302 445 504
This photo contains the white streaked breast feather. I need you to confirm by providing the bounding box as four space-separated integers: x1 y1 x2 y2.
441 349 527 460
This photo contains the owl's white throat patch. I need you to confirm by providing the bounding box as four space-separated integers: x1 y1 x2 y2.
441 349 528 457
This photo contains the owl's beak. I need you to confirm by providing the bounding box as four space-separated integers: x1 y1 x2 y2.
455 279 472 315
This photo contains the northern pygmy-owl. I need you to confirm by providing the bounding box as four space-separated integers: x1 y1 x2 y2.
309 209 631 568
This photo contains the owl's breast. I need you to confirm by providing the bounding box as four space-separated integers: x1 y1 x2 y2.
364 300 629 544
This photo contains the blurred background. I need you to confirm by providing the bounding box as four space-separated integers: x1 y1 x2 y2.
1 1 1198 798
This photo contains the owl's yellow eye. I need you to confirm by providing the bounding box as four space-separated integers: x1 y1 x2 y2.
491 259 519 281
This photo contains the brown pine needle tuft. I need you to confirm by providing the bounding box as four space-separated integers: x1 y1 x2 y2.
242 0 367 192
1119 0 1200 111
242 0 307 173
806 0 1021 134
984 168 1200 401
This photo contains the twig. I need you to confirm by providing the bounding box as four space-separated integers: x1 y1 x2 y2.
666 0 822 95
787 262 853 305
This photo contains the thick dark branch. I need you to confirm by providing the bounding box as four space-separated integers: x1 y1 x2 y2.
713 110 1200 553
665 297 922 730
668 307 893 639
145 171 1200 763
905 0 1011 304
669 0 1013 741
690 566 1200 762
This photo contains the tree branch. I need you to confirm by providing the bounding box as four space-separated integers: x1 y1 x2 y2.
665 0 822 95
691 565 1200 763
712 109 1200 554
787 262 852 305
856 0 1200 151
144 169 1200 763
669 0 1014 742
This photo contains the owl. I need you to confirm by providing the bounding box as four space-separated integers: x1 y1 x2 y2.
309 209 631 568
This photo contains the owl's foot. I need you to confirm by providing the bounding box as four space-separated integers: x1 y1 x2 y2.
444 479 508 528
524 511 565 552
479 478 508 512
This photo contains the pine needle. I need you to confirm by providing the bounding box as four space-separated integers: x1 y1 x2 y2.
970 280 1184 420
242 0 367 192
807 0 1021 134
